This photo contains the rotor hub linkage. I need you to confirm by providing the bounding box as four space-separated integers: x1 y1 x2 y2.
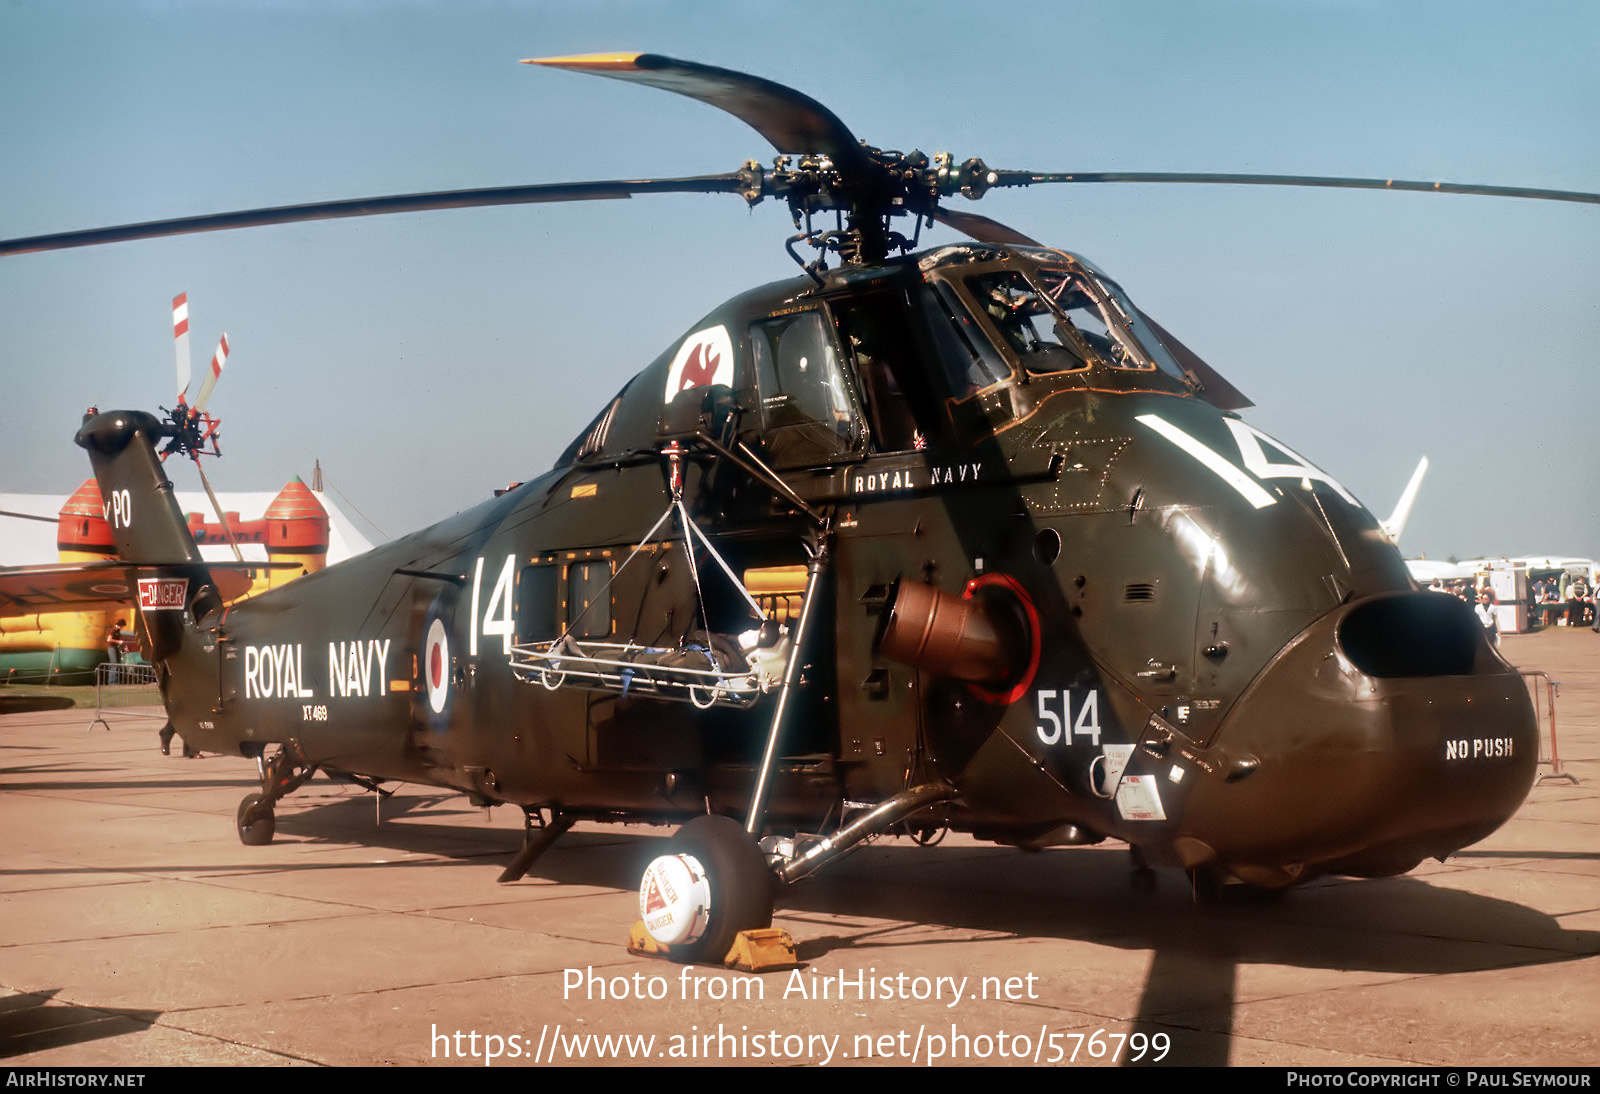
157 404 221 461
739 148 999 265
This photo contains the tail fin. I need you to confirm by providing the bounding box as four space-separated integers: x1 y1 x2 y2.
74 409 223 657
1381 456 1429 544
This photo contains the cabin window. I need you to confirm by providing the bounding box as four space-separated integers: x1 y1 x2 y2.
749 311 862 466
516 563 560 642
567 561 613 639
831 293 932 453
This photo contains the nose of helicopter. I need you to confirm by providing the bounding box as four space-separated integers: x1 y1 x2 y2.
1170 592 1539 886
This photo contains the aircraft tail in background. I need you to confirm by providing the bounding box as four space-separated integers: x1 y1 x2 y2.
1381 456 1429 544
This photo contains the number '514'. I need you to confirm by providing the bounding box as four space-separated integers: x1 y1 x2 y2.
1034 688 1102 746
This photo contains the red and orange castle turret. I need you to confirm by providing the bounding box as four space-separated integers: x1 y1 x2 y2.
58 477 117 562
184 477 330 596
0 479 126 676
0 477 332 680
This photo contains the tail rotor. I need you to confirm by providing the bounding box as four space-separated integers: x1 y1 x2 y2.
192 332 229 414
159 293 242 561
172 292 192 406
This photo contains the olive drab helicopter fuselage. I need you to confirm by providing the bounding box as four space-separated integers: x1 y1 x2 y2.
76 241 1535 931
27 52 1575 963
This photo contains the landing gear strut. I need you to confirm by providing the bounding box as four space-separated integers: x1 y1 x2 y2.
235 742 317 846
498 808 574 883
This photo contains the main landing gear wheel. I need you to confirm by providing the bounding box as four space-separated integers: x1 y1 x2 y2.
236 792 275 846
638 815 774 963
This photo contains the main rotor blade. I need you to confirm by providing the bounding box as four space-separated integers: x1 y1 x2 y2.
931 208 1043 247
193 457 244 563
526 53 873 176
0 175 746 256
990 170 1600 206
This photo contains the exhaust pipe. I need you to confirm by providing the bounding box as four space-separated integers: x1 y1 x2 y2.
877 576 1038 701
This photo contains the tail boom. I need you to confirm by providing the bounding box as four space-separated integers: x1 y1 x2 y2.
74 409 224 659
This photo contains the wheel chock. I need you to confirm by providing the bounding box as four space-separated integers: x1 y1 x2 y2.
627 919 674 958
723 928 797 972
628 921 797 971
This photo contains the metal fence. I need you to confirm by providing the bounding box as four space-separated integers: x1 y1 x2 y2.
87 662 163 732
1520 670 1576 785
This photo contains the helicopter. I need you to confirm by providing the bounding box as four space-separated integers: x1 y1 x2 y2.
4 52 1592 964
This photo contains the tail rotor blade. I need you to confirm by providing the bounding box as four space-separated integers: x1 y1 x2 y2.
172 292 192 404
192 333 229 413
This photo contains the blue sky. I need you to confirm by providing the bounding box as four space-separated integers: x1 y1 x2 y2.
2 0 1596 559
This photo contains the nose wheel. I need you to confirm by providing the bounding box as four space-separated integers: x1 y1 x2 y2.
636 815 775 963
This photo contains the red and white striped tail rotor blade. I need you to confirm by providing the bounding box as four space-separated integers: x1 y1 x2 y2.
193 332 228 413
172 292 192 404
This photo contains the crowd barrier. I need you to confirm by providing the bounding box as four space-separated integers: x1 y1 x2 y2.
87 662 163 733
1520 671 1575 785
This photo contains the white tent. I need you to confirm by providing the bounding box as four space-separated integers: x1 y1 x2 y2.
0 485 376 567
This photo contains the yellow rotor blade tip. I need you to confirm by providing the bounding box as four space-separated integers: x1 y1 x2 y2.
522 52 644 70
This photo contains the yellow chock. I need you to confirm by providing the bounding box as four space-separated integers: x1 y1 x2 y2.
723 928 798 972
627 919 673 958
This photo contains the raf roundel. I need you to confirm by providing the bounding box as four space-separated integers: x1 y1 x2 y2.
424 615 450 717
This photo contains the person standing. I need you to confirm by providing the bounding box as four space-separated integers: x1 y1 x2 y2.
105 619 128 684
1567 575 1590 628
1475 590 1500 647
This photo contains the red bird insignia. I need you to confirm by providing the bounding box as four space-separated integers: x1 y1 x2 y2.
677 342 720 393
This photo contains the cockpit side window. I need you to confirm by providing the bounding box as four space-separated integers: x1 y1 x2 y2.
1042 277 1129 366
1032 265 1174 375
1090 275 1190 382
749 310 863 466
967 271 1092 375
918 282 1013 397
